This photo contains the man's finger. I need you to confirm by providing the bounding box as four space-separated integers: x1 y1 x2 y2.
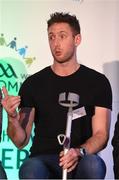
1 86 9 97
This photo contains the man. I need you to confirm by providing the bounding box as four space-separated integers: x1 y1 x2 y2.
1 12 112 179
0 90 7 179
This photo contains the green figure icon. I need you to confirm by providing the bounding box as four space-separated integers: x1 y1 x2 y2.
0 33 7 46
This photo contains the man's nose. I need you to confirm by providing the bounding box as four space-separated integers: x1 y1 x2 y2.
54 37 60 47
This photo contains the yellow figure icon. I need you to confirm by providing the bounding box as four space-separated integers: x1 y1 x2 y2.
23 57 36 67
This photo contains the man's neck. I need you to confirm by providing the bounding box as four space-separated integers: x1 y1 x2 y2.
51 61 80 76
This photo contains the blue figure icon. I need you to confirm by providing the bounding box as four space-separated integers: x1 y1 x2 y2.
17 46 28 58
7 37 17 51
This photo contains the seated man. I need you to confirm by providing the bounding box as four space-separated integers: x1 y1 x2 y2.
0 90 7 179
112 113 119 179
1 12 112 179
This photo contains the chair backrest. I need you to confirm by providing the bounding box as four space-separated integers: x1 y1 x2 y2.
111 112 119 179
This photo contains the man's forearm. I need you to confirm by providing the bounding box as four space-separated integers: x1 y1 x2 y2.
80 131 109 154
7 116 27 148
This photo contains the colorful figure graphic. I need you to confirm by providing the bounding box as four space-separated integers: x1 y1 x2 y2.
17 46 28 58
0 33 7 46
7 37 17 51
24 57 36 67
1 33 36 67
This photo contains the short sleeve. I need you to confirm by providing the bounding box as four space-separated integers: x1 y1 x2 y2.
94 75 112 110
19 77 34 108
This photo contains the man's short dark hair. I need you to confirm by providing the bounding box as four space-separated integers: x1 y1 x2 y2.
47 12 81 35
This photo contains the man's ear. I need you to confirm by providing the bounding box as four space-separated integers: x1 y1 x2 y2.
75 34 81 46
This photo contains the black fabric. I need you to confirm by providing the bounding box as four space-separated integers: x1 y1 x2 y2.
19 64 112 156
112 113 119 179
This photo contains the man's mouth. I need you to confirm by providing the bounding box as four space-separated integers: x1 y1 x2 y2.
55 50 62 56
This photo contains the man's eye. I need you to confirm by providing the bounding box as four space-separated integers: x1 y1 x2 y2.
60 34 66 39
49 36 55 40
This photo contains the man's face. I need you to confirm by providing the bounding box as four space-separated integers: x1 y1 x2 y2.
48 22 80 64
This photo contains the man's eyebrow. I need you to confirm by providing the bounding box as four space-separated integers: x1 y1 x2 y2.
48 32 54 35
59 31 67 34
48 31 67 35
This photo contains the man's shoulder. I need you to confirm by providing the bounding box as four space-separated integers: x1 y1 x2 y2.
32 66 50 76
27 66 51 80
80 64 111 87
81 64 106 80
81 64 103 76
21 66 51 87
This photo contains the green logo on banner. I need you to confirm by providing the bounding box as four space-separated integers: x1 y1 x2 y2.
0 58 28 94
0 36 35 179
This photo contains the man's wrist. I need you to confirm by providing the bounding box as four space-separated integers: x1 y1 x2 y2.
79 147 88 157
8 111 17 118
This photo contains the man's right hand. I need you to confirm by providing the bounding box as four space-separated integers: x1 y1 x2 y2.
1 86 21 118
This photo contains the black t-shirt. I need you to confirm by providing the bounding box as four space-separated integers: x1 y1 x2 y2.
19 64 112 156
